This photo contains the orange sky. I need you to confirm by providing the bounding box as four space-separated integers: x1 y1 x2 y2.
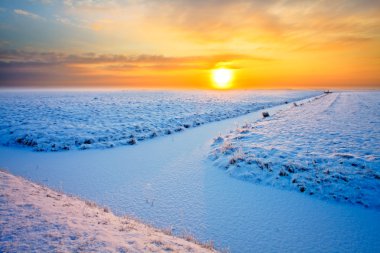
0 0 379 89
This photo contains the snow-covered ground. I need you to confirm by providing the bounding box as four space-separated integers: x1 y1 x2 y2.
0 90 319 151
210 92 380 209
0 91 379 252
0 170 215 252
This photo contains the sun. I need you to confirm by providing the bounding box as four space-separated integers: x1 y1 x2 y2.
211 68 233 89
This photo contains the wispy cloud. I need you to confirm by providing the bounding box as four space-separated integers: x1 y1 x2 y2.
139 0 380 48
14 9 45 20
55 0 380 51
0 49 273 88
0 50 268 70
63 0 120 10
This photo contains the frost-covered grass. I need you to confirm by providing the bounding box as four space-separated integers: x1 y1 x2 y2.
210 92 380 209
0 170 216 252
0 90 319 151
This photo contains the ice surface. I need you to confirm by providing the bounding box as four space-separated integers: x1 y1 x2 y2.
210 92 380 209
0 90 319 151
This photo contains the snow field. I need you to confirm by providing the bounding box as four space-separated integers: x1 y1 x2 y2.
210 92 380 209
0 90 320 151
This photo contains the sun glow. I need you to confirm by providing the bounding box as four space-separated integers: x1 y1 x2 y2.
212 68 233 89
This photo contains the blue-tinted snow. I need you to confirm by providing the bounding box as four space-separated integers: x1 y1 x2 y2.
210 92 380 209
0 93 379 253
0 90 319 151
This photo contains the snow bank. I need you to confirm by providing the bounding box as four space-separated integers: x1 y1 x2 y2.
0 170 215 252
0 90 319 151
210 92 380 209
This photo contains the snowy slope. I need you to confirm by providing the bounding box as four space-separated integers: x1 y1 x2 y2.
210 92 380 209
0 170 215 253
0 90 319 151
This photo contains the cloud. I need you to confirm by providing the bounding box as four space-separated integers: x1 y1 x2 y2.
0 40 10 47
63 0 121 10
135 0 380 48
39 0 54 4
0 49 274 87
57 0 379 51
0 50 271 88
8 0 377 54
0 50 268 68
14 9 45 20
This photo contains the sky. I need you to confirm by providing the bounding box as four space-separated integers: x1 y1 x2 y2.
0 0 379 89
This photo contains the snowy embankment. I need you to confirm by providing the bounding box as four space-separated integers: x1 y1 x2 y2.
0 90 319 151
0 170 215 252
210 92 380 209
